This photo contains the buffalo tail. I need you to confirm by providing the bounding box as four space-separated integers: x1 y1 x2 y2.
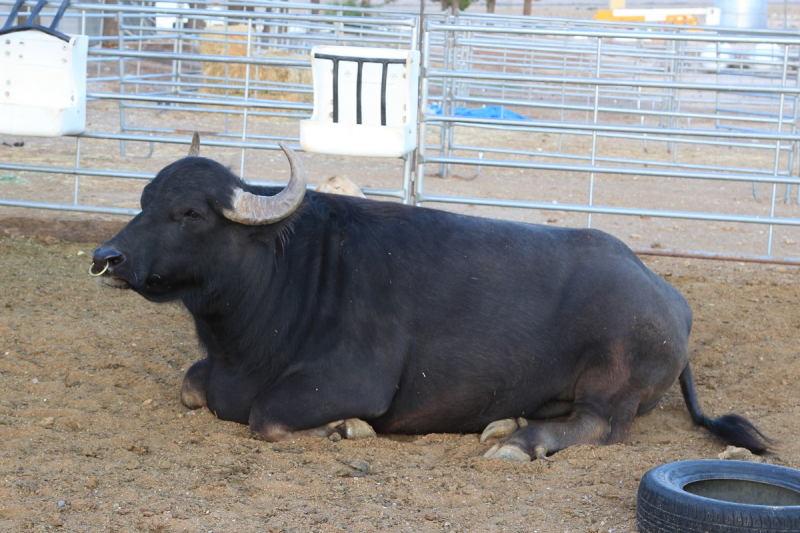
678 363 772 455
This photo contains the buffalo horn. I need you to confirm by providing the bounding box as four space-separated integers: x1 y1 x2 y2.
222 142 307 225
188 131 200 156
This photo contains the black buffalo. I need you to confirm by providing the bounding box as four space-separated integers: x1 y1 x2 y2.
91 135 768 461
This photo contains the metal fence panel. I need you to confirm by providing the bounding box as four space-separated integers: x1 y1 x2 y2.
2 3 800 263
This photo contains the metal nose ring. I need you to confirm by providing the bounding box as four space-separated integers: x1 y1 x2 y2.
89 261 110 277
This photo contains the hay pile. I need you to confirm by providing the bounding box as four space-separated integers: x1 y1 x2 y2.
199 24 312 103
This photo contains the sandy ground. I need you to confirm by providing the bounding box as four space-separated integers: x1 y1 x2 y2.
1 3 800 532
0 230 798 533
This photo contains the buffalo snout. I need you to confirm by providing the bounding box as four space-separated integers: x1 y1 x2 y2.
91 246 125 276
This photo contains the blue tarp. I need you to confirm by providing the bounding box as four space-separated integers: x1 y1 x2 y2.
428 104 530 121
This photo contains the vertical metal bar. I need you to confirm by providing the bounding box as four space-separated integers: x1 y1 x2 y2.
416 23 431 207
401 154 412 205
332 58 339 123
558 33 567 154
224 19 230 134
767 46 790 257
671 40 683 164
438 17 453 178
665 39 676 155
356 59 363 125
117 11 126 157
587 37 602 229
240 19 253 178
380 61 388 126
638 45 646 151
174 8 183 99
73 137 81 205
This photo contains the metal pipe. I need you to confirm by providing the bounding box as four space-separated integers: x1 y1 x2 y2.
632 248 800 266
416 193 800 227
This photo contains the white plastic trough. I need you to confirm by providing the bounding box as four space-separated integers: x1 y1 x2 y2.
300 46 420 158
0 29 88 137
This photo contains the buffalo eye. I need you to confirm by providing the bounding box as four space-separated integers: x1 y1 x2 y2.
184 209 202 220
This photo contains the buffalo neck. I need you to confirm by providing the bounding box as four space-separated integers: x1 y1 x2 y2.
181 218 329 379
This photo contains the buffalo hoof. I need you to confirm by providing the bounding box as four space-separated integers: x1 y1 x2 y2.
479 417 528 443
180 386 206 410
343 418 377 439
180 361 210 409
483 443 531 462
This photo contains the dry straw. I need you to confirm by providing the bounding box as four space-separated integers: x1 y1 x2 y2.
199 24 312 103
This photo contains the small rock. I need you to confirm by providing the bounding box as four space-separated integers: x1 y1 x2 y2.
328 432 342 442
125 443 149 456
79 447 97 457
336 461 369 477
424 514 436 521
71 499 96 511
39 417 55 427
629 234 641 240
718 446 754 461
86 476 98 489
32 378 39 384
57 501 65 508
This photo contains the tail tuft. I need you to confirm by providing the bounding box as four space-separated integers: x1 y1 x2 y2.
679 364 772 455
702 414 771 455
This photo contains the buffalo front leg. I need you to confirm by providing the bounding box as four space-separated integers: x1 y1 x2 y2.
247 371 390 442
180 358 210 409
251 418 377 442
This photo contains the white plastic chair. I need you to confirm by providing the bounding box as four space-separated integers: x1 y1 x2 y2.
300 46 420 158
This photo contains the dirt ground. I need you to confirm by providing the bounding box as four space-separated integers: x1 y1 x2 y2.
2 3 800 532
1 219 799 533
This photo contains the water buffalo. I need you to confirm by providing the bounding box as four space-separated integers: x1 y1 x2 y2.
91 134 768 461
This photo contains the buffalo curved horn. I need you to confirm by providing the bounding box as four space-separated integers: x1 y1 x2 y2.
188 131 200 156
222 142 307 225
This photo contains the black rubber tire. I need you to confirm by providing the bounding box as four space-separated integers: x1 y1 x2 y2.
637 460 800 533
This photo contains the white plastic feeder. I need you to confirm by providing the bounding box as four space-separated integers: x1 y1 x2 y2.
0 30 88 136
300 46 420 158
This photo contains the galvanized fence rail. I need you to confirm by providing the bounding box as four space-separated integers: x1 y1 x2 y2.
2 2 800 263
0 0 419 212
416 12 800 263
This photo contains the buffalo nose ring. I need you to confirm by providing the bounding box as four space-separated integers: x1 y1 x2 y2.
89 261 110 277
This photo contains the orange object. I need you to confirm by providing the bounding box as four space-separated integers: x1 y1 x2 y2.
594 9 705 26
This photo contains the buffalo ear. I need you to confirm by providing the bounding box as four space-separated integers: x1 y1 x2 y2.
140 178 159 210
188 132 200 157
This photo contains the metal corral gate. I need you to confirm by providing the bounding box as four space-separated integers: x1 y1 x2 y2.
2 1 800 264
417 11 800 264
0 0 421 207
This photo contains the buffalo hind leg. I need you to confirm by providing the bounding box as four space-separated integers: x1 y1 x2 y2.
485 397 639 462
480 418 529 443
484 410 607 462
180 358 210 409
